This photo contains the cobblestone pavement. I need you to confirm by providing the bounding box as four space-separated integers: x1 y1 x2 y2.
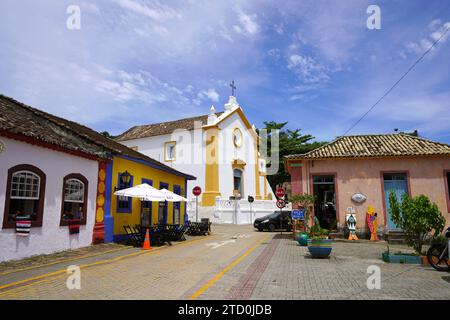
1 225 449 300
199 233 450 300
0 225 267 299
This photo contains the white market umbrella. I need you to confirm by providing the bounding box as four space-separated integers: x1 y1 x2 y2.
114 183 166 201
159 188 189 202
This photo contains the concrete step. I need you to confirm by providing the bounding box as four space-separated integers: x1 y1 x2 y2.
386 231 407 244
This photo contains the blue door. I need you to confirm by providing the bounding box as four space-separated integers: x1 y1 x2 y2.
383 173 408 230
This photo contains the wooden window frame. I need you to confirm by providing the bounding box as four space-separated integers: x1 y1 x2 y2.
116 172 134 213
3 164 46 229
164 141 176 162
60 173 89 226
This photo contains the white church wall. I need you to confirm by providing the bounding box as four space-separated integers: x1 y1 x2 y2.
120 130 206 199
217 112 258 200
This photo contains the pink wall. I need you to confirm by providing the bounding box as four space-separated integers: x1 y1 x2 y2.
290 156 450 232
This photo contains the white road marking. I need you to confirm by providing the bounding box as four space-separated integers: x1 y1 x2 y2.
205 239 236 249
231 234 251 239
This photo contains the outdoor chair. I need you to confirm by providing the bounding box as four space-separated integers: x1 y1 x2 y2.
123 225 142 247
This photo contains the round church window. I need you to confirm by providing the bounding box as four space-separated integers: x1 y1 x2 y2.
232 128 243 148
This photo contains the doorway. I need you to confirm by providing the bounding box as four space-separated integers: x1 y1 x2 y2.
383 172 408 230
312 175 337 230
159 182 169 224
141 179 153 227
173 185 181 225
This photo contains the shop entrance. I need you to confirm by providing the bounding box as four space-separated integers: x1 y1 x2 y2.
312 175 337 230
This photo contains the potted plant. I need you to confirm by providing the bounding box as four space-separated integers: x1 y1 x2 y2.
290 193 315 246
384 192 446 264
307 217 333 258
295 220 308 246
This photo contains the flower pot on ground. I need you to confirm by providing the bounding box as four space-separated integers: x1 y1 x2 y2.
381 251 422 264
306 217 333 258
307 238 333 258
296 232 308 246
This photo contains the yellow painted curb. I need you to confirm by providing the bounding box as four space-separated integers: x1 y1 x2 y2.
0 235 214 296
0 246 130 277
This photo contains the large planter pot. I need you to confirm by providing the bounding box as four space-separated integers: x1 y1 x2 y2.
307 238 333 258
296 233 309 246
381 251 422 264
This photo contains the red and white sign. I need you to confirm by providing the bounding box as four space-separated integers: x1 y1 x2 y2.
275 188 285 198
276 199 286 209
192 186 202 197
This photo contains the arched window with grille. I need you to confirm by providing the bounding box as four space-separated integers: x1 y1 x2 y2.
3 164 46 228
60 174 88 226
233 169 244 197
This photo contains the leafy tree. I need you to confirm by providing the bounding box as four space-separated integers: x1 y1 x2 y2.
388 192 446 254
257 121 326 191
100 131 116 139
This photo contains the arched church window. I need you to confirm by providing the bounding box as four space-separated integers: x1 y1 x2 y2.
233 169 243 197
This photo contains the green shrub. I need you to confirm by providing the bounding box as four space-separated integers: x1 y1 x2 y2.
291 193 315 231
388 192 446 254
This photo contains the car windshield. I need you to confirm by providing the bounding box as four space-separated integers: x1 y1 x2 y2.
262 212 279 219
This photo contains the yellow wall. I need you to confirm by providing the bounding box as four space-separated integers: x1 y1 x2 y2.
111 156 187 235
203 128 221 206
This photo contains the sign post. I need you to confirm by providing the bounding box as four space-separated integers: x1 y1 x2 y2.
275 188 286 234
192 186 202 222
291 208 305 239
248 195 254 223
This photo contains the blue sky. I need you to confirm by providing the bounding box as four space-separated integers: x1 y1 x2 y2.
0 0 449 143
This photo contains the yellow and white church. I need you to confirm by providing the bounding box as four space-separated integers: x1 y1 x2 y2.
117 95 276 223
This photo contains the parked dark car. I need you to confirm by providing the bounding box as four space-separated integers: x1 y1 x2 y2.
254 211 292 232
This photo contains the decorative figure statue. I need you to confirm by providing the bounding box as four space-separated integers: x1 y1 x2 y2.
366 206 379 241
346 207 358 240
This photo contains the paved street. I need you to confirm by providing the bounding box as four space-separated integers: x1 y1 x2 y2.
0 225 449 300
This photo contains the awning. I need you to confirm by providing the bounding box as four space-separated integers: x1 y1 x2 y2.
159 188 189 202
114 183 166 201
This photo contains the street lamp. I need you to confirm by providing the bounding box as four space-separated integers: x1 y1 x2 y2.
114 170 132 192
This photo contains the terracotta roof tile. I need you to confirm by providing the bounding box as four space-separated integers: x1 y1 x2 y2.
116 112 223 141
285 134 450 160
0 94 196 180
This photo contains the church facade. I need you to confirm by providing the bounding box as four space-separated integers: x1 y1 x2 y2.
117 96 275 214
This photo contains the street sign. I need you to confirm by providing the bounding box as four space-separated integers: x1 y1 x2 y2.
275 188 285 198
192 186 202 196
248 196 254 203
292 209 305 220
276 199 286 209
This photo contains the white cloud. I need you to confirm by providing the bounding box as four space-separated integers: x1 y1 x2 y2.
233 7 260 36
404 19 450 57
197 88 220 102
287 54 330 83
116 0 181 21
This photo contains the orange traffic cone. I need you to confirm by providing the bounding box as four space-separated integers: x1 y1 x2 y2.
142 228 151 250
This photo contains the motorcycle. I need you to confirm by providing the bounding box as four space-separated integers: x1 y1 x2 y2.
426 226 450 272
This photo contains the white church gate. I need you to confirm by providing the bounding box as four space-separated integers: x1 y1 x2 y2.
187 197 291 225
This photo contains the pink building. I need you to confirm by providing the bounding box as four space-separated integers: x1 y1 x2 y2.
285 134 450 237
